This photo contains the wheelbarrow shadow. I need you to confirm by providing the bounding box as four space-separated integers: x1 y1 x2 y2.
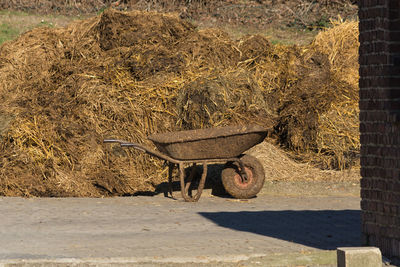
134 164 231 198
198 209 361 250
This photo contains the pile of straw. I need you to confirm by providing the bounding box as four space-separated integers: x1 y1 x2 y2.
311 20 359 168
0 9 359 196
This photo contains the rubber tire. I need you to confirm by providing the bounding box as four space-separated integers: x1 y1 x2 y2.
221 154 265 199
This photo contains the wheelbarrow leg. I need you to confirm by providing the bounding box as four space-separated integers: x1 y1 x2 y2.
179 163 207 202
195 163 207 201
184 163 197 197
168 162 175 199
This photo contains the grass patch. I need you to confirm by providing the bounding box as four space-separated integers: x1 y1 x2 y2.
195 19 320 45
0 23 20 45
0 10 87 45
0 9 321 47
36 20 55 28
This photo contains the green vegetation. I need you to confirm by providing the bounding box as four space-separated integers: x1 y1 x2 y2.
0 23 19 45
0 10 82 46
0 8 327 48
309 15 331 30
97 6 107 15
0 19 54 46
36 20 55 28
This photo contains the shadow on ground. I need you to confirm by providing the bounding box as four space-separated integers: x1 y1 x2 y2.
199 210 361 250
133 164 228 197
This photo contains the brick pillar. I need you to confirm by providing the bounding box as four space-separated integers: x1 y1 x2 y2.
359 0 400 258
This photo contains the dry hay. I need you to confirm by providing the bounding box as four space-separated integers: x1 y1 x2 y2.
247 139 360 183
0 9 359 197
240 25 360 169
311 20 360 168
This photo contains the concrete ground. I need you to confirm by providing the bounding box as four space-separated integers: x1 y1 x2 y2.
0 180 369 267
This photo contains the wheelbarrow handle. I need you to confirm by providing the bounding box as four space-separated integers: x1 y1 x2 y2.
103 139 130 144
103 139 148 152
103 139 179 164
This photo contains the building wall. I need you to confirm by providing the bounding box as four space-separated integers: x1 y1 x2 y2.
359 0 400 257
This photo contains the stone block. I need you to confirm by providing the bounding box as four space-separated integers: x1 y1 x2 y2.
337 247 382 267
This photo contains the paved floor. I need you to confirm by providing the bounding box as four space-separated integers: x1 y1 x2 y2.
0 185 361 266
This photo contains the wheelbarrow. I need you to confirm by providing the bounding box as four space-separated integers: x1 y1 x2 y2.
104 124 268 202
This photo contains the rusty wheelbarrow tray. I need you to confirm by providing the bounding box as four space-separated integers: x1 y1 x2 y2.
104 124 268 202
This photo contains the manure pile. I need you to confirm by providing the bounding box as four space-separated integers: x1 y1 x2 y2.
0 9 359 197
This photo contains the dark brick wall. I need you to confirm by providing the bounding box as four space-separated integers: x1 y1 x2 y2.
359 0 400 257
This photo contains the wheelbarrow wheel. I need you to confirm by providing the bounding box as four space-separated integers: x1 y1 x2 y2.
221 154 265 199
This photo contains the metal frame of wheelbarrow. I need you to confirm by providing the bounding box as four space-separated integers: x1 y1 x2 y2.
103 139 249 202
